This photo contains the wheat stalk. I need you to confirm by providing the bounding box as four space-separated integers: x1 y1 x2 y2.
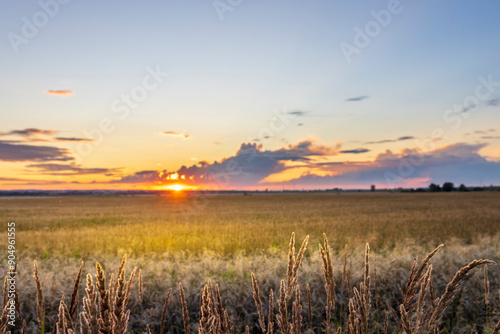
268 289 274 334
199 284 212 334
159 287 172 334
179 283 190 334
291 285 302 334
399 304 412 334
291 235 309 288
415 265 432 333
492 318 500 334
319 233 336 328
277 279 290 334
0 298 11 333
484 265 490 306
306 283 312 327
69 260 84 323
403 245 443 312
138 269 143 304
427 259 496 330
286 233 296 298
251 273 266 332
96 262 113 334
33 260 45 331
82 272 99 334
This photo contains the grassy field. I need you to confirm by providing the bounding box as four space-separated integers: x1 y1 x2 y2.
1 192 500 333
1 192 500 258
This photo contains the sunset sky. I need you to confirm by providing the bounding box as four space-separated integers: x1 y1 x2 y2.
1 1 500 190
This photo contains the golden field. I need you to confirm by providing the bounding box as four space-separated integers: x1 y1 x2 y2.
0 192 500 333
1 192 500 257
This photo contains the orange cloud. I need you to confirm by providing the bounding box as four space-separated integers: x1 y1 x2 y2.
162 131 191 139
46 90 75 96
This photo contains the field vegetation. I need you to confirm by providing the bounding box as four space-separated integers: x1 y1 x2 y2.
0 192 499 333
1 192 499 257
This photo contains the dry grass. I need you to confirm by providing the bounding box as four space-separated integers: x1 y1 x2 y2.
2 233 497 333
1 193 500 332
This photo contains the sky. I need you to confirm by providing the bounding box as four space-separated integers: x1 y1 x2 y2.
1 0 500 191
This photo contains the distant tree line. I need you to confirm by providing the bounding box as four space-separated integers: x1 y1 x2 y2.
427 182 496 192
394 182 500 193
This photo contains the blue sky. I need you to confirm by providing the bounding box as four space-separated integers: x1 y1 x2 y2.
1 1 500 190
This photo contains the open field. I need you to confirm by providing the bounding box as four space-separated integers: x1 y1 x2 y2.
1 192 500 333
1 192 500 257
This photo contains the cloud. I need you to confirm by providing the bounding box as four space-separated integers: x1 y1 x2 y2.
26 163 122 175
0 177 66 185
487 98 499 106
365 136 414 145
0 141 73 162
162 131 191 139
6 128 56 137
67 139 499 190
287 110 308 117
46 90 75 96
473 129 496 135
341 148 370 154
0 128 94 143
0 177 31 182
112 139 341 187
345 95 369 102
55 137 94 142
269 142 499 189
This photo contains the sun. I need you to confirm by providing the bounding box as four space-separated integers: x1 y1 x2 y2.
167 184 186 192
154 183 197 192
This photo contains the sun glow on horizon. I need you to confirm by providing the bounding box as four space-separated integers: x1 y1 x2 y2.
151 183 196 192
168 184 185 191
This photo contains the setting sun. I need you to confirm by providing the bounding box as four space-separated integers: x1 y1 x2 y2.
154 183 196 192
168 184 184 191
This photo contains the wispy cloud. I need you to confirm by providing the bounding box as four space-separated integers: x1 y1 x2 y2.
487 98 499 106
46 90 75 96
0 177 67 185
345 95 369 102
0 141 73 162
26 163 122 175
364 136 414 145
340 148 370 154
287 110 308 117
0 128 94 143
6 128 56 137
55 137 94 142
162 131 191 139
465 129 496 138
